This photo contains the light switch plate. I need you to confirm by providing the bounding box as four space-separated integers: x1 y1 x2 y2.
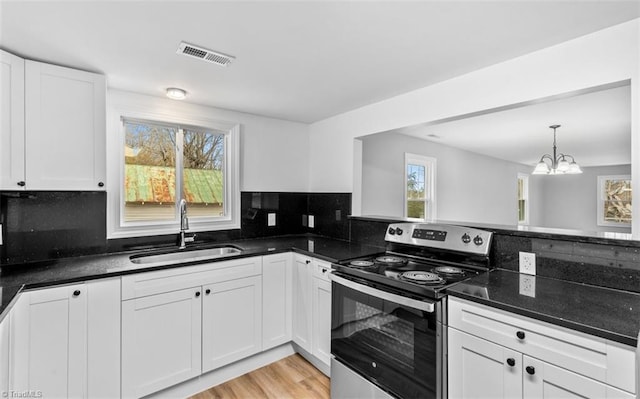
309 215 315 228
267 213 276 226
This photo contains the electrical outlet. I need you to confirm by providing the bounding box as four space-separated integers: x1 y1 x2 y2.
519 251 536 275
519 274 536 297
309 215 315 228
267 213 276 226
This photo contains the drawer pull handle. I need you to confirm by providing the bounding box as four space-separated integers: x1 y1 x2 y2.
205 289 211 295
526 366 535 375
195 291 201 297
506 358 516 367
516 331 526 340
73 290 81 297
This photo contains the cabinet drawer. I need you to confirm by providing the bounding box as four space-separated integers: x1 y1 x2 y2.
122 257 262 300
448 297 636 394
313 260 332 281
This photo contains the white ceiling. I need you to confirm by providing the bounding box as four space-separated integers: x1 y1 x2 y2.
1 1 639 124
396 83 631 167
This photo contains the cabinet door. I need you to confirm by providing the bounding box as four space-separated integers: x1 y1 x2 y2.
122 287 202 398
0 50 25 190
11 284 87 398
86 278 121 399
448 328 522 399
202 276 263 372
522 355 633 399
0 310 10 394
293 255 313 353
262 253 293 350
24 60 106 190
312 277 332 367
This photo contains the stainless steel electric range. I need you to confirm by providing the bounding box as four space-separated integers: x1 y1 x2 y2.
329 222 493 399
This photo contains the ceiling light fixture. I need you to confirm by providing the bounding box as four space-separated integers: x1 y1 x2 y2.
166 87 187 100
532 124 582 175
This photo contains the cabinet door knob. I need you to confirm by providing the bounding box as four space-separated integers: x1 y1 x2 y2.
73 290 81 297
17 181 25 187
526 366 535 375
305 260 311 264
322 268 327 274
506 358 516 367
516 331 526 340
98 182 104 187
195 291 201 297
205 289 211 295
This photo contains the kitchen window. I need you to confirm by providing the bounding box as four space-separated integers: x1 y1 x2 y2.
597 175 632 226
404 153 436 220
109 114 239 238
517 173 529 225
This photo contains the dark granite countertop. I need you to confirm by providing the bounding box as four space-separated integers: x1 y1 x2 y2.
0 234 383 322
447 268 640 347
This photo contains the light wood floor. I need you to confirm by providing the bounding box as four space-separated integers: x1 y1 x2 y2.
189 354 330 399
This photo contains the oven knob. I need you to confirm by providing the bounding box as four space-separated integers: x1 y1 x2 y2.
461 233 471 244
396 228 403 235
388 227 396 235
473 235 484 246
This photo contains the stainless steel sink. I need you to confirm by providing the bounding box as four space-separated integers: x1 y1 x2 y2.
130 246 243 265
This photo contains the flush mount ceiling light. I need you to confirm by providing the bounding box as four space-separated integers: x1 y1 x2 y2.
532 124 582 175
166 87 187 100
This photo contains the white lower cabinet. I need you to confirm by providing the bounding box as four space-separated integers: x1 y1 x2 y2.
311 263 332 367
293 254 313 353
448 297 636 399
293 254 332 371
202 276 262 372
121 287 202 398
262 253 293 350
0 312 9 394
120 256 263 398
9 278 120 399
448 328 522 398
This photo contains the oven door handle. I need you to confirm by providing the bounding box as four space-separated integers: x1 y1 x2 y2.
329 272 435 313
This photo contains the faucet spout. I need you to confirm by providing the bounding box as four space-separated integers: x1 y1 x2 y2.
180 199 189 231
179 199 193 249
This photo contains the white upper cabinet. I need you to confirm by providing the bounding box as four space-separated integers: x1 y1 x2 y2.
25 60 106 190
0 50 106 191
0 49 25 189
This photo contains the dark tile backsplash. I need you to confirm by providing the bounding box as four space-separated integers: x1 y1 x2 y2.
0 190 351 264
1 191 108 264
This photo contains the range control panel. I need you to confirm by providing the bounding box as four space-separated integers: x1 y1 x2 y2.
385 223 493 256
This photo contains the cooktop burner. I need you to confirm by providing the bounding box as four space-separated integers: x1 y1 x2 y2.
375 255 407 264
349 260 376 269
399 271 444 285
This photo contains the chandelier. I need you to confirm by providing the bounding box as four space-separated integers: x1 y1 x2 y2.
532 125 582 175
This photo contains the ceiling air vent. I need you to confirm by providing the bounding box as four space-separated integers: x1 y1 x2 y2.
176 42 235 67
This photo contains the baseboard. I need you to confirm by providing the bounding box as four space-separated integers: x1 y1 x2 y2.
145 343 296 398
292 342 331 377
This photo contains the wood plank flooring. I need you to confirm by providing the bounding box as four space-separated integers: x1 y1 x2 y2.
190 354 330 399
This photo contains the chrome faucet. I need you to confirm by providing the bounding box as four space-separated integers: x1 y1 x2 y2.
178 199 195 249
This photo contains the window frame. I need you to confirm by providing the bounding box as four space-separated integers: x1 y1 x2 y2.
403 153 437 221
517 173 530 225
108 108 240 239
597 174 632 227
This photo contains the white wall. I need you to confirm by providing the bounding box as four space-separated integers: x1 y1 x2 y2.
106 90 310 192
362 132 534 225
536 164 632 233
308 18 640 234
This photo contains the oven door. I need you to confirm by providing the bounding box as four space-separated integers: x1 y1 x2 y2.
330 272 442 399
